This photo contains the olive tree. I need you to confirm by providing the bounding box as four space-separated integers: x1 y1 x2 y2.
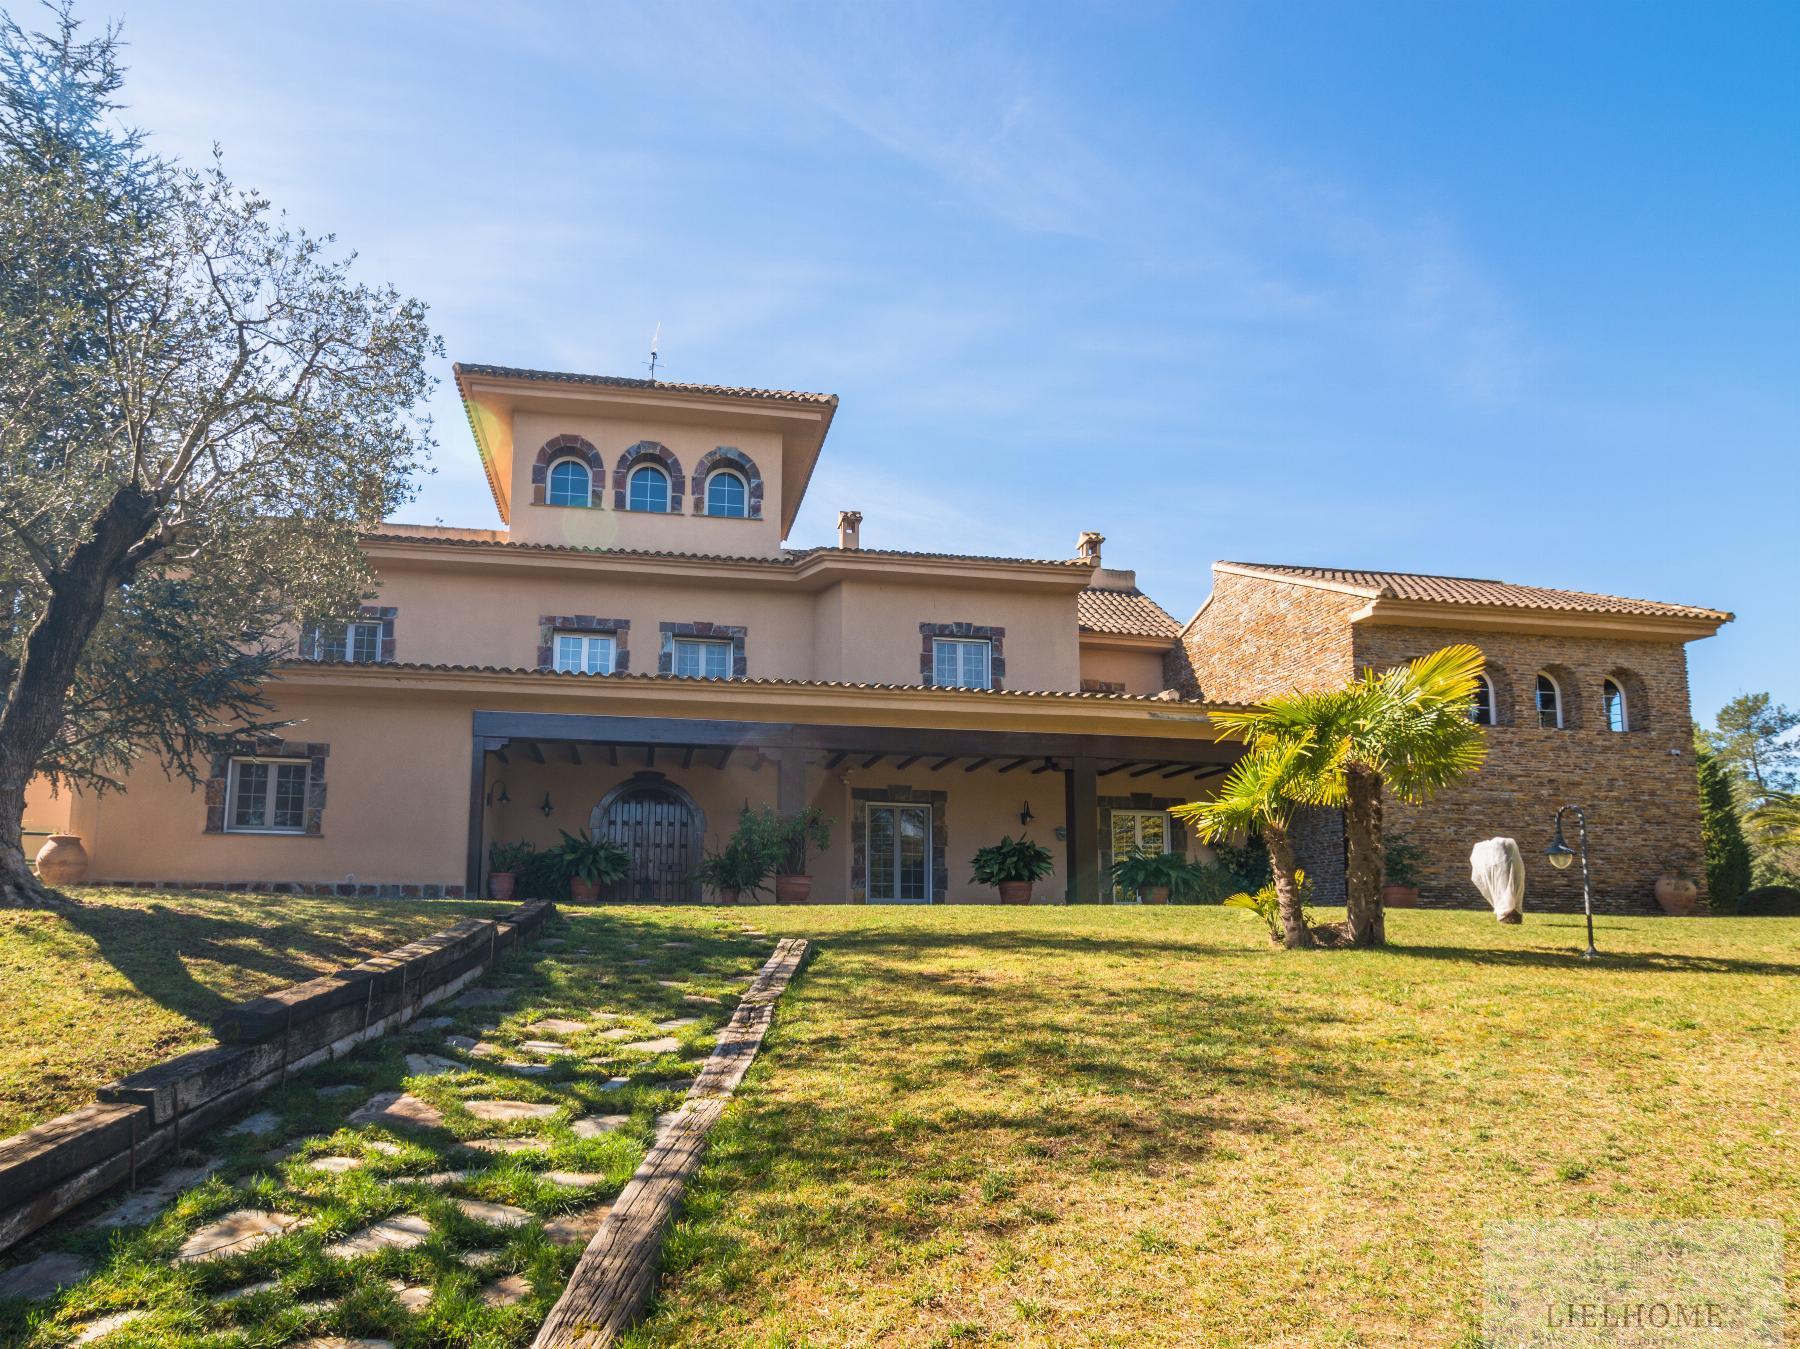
0 7 438 904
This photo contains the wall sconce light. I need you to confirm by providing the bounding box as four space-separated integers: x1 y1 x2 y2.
539 792 554 817
1054 825 1068 842
1019 800 1035 827
485 780 511 806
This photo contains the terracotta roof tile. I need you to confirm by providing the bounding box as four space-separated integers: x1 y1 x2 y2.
1078 588 1180 638
1220 562 1732 622
453 362 837 406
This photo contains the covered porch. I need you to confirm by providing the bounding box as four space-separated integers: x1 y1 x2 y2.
467 709 1240 903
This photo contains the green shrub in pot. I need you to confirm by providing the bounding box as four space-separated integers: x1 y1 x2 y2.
970 835 1056 903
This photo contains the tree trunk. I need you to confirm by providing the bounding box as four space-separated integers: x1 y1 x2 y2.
1264 822 1314 949
0 487 160 906
1343 764 1386 947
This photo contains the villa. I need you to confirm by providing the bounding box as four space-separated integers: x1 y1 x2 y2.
26 365 1732 911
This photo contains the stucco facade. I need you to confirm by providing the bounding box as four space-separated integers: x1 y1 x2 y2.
37 367 1729 913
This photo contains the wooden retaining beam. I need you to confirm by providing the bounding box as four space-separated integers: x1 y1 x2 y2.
532 936 810 1348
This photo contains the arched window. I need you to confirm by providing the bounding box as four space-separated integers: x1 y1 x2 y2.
546 457 591 507
704 469 747 518
1603 678 1629 732
627 464 670 512
1535 673 1563 729
1470 673 1495 726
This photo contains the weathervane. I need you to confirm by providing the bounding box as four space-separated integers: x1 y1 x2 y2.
645 323 661 382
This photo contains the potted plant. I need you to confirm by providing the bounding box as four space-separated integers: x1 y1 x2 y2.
486 840 535 902
696 811 780 904
1109 848 1193 904
771 807 833 903
971 835 1055 904
1381 832 1424 909
552 827 630 903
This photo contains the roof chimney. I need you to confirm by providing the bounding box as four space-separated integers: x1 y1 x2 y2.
1076 531 1104 566
837 510 863 550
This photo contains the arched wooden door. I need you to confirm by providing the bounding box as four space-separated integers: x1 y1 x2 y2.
589 773 706 902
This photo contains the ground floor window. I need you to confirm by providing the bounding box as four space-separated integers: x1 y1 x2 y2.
671 637 733 678
554 631 616 674
227 757 309 833
866 802 932 902
1109 808 1170 900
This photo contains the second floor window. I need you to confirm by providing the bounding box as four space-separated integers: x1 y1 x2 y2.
704 470 747 517
670 637 732 678
1469 673 1495 726
933 637 992 690
547 458 592 507
1603 678 1629 732
554 632 616 674
305 619 381 663
1535 673 1563 729
627 464 671 512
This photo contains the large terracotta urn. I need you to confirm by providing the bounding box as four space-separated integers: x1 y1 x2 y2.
1654 875 1699 916
997 880 1033 905
35 834 89 886
775 874 812 904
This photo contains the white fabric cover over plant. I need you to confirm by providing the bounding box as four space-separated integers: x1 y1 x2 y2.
1470 837 1526 920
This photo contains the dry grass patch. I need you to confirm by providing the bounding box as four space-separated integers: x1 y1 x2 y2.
633 906 1799 1348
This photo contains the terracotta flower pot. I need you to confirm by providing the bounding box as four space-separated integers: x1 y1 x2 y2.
1654 876 1698 916
997 880 1033 904
34 834 88 886
1142 885 1171 905
488 871 516 902
717 887 741 905
568 877 600 903
775 874 812 904
1381 884 1420 909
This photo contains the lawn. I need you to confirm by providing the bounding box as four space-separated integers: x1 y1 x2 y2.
0 888 509 1137
629 906 1799 1348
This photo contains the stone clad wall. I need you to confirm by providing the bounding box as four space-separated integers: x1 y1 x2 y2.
1166 569 1360 702
1353 623 1704 913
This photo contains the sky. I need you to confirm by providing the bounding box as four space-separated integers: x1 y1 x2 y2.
106 0 1797 723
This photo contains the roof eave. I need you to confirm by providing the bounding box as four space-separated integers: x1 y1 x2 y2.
1351 598 1732 642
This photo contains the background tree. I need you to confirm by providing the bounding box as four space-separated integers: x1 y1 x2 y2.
1701 693 1800 888
1693 741 1751 910
0 7 438 905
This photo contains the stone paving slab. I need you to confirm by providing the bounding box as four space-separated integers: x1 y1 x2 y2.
621 1037 682 1054
656 1018 700 1030
324 1213 432 1258
465 1136 550 1154
451 988 512 1008
465 1099 559 1122
453 1198 531 1228
217 1278 279 1302
542 1203 613 1246
303 1155 363 1175
226 1109 281 1137
481 1271 531 1306
297 1339 394 1349
403 1053 463 1077
517 1040 578 1056
417 1169 470 1186
71 1308 148 1343
682 994 723 1006
0 1251 91 1300
174 1210 305 1263
347 1092 445 1130
499 1061 551 1075
87 1159 222 1230
527 1019 589 1036
597 1027 637 1041
387 1278 432 1312
544 1171 606 1187
571 1114 631 1138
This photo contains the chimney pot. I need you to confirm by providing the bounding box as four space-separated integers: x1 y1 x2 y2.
837 510 863 550
1077 531 1104 565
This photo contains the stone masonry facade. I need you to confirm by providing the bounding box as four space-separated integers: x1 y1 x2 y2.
1169 570 1708 914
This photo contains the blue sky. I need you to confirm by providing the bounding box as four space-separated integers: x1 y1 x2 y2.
114 1 1796 723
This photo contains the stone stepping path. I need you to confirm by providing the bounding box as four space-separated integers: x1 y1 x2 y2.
597 1027 636 1041
621 1037 682 1054
542 1203 613 1246
453 1198 531 1228
226 1108 281 1137
465 1136 550 1154
218 1278 278 1302
682 994 723 1006
298 1340 393 1349
175 1209 305 1263
403 1053 463 1077
418 1169 470 1186
0 1251 90 1300
303 1155 363 1175
324 1213 431 1258
499 1061 551 1075
387 1278 432 1312
452 988 513 1008
481 1271 531 1306
417 1016 455 1030
653 1077 696 1092
656 1017 700 1030
347 1092 445 1130
517 1040 578 1056
465 1098 559 1122
318 1083 364 1097
87 1159 220 1230
527 1018 589 1036
571 1114 630 1138
545 1171 606 1187
71 1308 148 1342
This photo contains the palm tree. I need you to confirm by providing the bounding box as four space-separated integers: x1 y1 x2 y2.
1208 645 1489 948
1175 734 1322 949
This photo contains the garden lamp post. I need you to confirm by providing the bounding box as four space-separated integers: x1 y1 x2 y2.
1545 805 1598 960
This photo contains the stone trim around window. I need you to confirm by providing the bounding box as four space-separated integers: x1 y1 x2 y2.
919 622 1006 690
657 621 747 677
850 786 949 903
1080 677 1127 695
537 615 631 672
613 440 686 513
204 737 328 836
529 434 605 506
690 446 765 519
1097 793 1192 893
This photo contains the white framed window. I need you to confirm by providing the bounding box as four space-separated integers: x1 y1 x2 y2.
1535 673 1563 729
627 464 670 512
547 458 592 507
671 637 732 678
1470 673 1495 726
226 757 309 833
305 619 382 663
1109 809 1171 902
704 469 748 517
932 637 992 689
866 802 932 903
554 632 616 674
1603 678 1629 732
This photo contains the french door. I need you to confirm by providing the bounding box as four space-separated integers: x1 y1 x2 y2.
1109 809 1170 901
866 803 932 903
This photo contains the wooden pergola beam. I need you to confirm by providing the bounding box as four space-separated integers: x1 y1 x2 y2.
996 757 1032 774
823 751 848 770
962 757 993 773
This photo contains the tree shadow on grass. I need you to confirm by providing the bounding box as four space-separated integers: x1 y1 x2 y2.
1383 941 1800 978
